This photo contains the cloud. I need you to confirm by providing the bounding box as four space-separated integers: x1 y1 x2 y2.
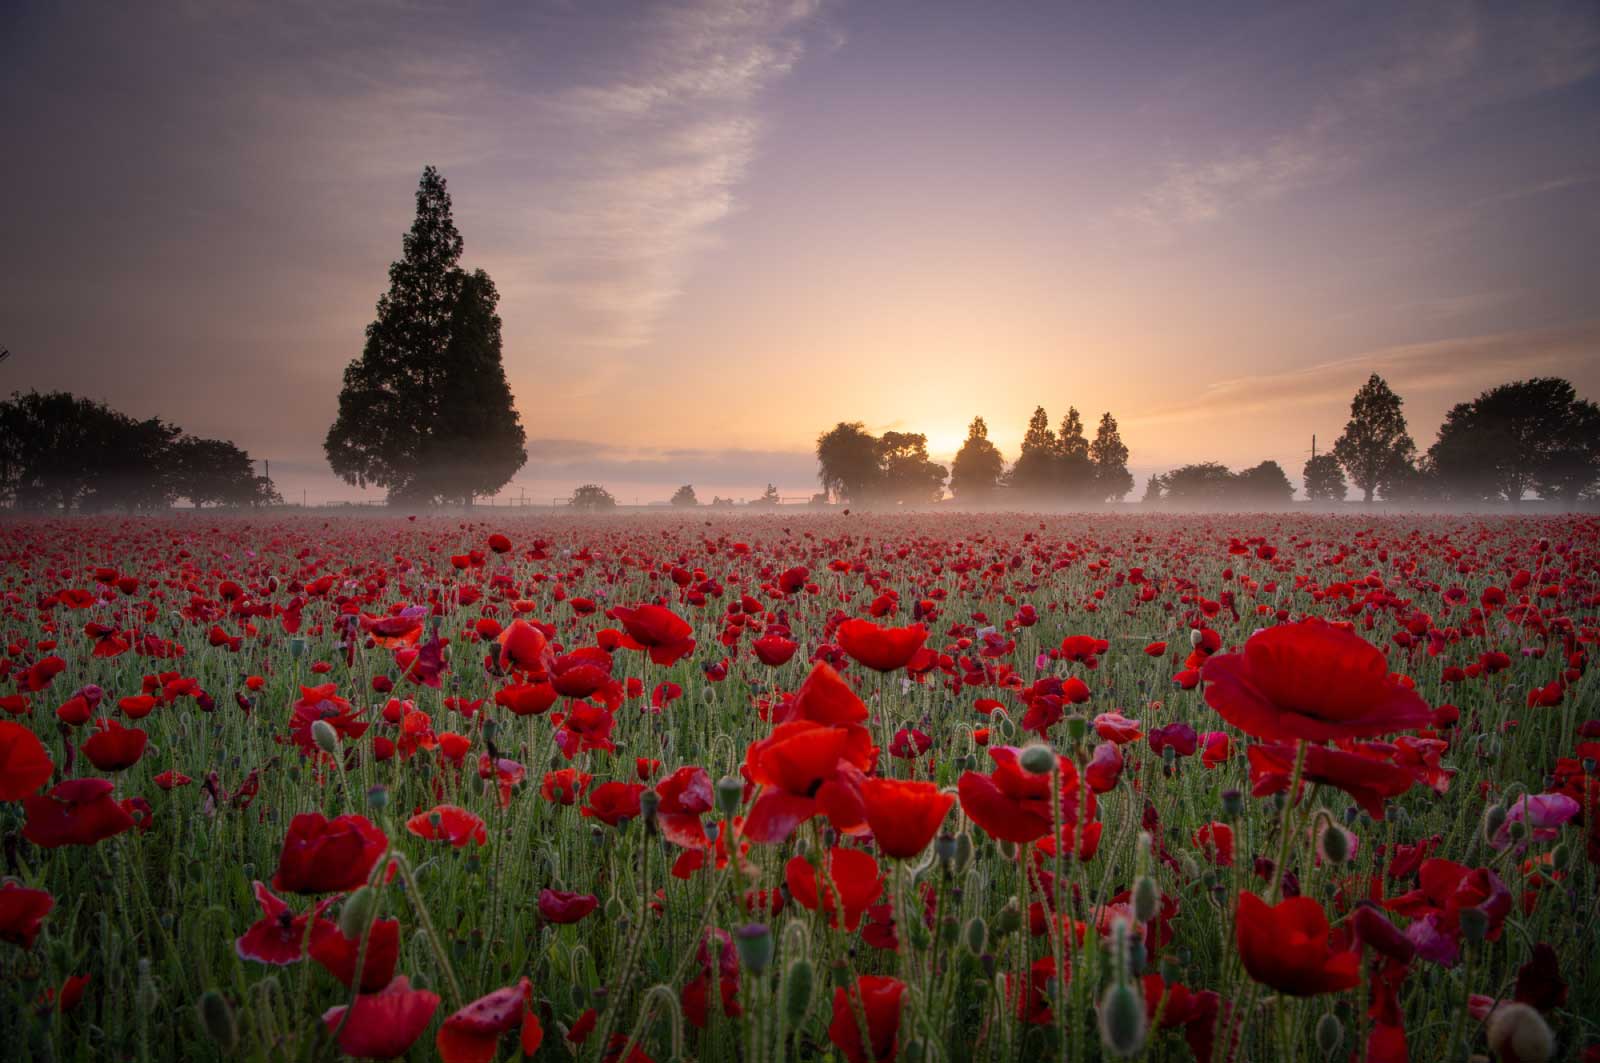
1127 320 1600 429
1126 3 1600 229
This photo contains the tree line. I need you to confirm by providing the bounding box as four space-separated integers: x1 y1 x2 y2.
814 409 1133 505
0 391 280 511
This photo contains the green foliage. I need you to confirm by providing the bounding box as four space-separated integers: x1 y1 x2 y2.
325 167 526 506
815 421 882 503
1427 377 1600 504
1233 460 1294 506
1302 453 1346 503
1331 374 1416 503
670 484 699 507
569 483 617 510
816 424 946 505
1008 406 1058 496
950 417 1005 501
1090 412 1133 502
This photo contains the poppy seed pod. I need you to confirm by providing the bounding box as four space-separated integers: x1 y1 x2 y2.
991 708 1016 741
953 833 974 873
1065 714 1088 742
1315 1013 1343 1058
995 898 1022 935
1097 982 1146 1058
715 776 742 818
1482 804 1507 845
311 719 340 754
1019 744 1057 774
964 916 987 956
198 990 237 1052
1132 876 1160 924
735 923 773 974
366 785 388 810
1317 822 1351 864
1221 788 1244 818
1486 1003 1554 1063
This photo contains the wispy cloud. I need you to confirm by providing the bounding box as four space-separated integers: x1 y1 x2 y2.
1125 3 1600 229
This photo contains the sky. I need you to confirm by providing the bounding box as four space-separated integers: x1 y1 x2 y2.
4 0 1599 505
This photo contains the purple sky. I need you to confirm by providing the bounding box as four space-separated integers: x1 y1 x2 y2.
4 1 1598 504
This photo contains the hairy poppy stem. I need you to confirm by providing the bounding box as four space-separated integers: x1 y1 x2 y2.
388 851 464 1010
1269 740 1309 904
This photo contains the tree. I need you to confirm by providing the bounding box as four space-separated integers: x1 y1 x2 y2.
670 484 699 507
754 483 781 507
1331 374 1415 503
171 436 276 507
949 417 1005 502
0 391 178 511
1157 463 1236 504
1140 474 1163 504
1302 453 1346 503
1055 407 1096 499
1009 406 1057 496
816 422 882 504
1234 461 1294 507
569 484 616 511
325 167 526 506
1429 378 1600 505
1089 412 1133 502
877 432 947 505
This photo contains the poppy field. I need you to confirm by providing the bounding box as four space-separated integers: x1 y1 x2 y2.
0 511 1596 1063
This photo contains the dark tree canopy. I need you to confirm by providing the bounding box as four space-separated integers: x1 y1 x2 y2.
1090 412 1133 502
816 422 883 503
1427 377 1600 504
877 432 947 505
950 417 1004 501
0 391 279 511
569 484 616 510
1302 453 1347 502
1009 406 1058 495
1156 462 1238 504
670 484 699 507
325 166 526 506
1331 374 1416 503
1233 461 1294 506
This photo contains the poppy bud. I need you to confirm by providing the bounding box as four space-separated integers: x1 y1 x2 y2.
1221 788 1243 818
1158 955 1181 984
964 917 988 956
311 719 339 754
1097 982 1146 1058
339 886 378 939
481 719 498 743
1315 1013 1343 1058
1317 823 1351 864
1132 876 1160 924
995 898 1022 935
992 709 1016 741
1189 629 1204 648
998 839 1017 861
1458 905 1489 943
366 785 388 810
783 958 814 1023
605 894 624 920
1481 804 1506 845
1019 745 1057 775
1486 1003 1554 1063
715 776 742 817
1109 916 1135 980
828 958 850 988
904 1038 928 1063
198 990 238 1052
954 833 974 873
935 833 957 865
639 790 660 830
1065 714 1088 742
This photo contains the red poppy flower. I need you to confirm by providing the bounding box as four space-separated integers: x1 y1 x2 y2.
836 619 928 673
407 805 487 848
1201 621 1432 741
20 656 66 693
611 605 696 666
859 777 954 859
553 702 617 759
785 847 883 931
655 765 714 848
1084 742 1123 793
1235 891 1359 996
541 768 592 805
0 882 53 949
436 977 534 1063
21 777 134 848
272 813 388 894
1141 975 1225 1063
235 881 336 965
80 718 147 772
957 746 1094 845
680 928 742 1029
1247 743 1415 820
1193 822 1234 866
321 976 440 1060
772 662 869 726
0 721 53 800
309 917 400 991
496 681 559 717
581 781 644 826
548 648 615 699
741 720 874 843
288 684 369 754
538 889 598 924
753 634 799 667
496 620 549 673
487 532 512 553
828 974 905 1063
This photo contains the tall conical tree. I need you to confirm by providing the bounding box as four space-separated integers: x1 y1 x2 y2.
325 166 526 505
1330 374 1414 504
1089 412 1133 501
950 416 1005 502
1056 406 1096 500
1010 406 1057 495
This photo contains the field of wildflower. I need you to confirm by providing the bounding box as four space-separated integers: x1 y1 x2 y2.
0 511 1595 1063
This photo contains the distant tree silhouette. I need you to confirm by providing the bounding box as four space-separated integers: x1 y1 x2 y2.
1009 406 1057 496
1157 463 1237 504
816 422 882 503
670 484 698 507
950 417 1005 501
569 484 616 510
325 166 526 506
1332 374 1416 503
1055 406 1096 499
752 483 781 507
1234 461 1294 506
1302 453 1346 502
878 432 947 505
1428 378 1600 505
1089 412 1133 501
0 391 278 511
1140 474 1163 504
